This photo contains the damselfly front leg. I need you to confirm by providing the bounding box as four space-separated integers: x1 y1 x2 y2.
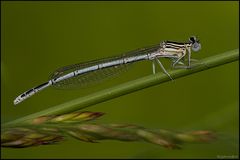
189 58 209 68
171 48 188 69
172 46 196 69
187 47 191 68
186 47 201 68
171 58 187 68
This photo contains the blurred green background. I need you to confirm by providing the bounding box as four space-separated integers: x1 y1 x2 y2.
1 1 239 159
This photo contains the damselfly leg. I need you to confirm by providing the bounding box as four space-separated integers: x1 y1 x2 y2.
172 49 187 69
187 47 191 67
155 58 173 80
152 61 156 74
189 58 209 68
173 58 207 69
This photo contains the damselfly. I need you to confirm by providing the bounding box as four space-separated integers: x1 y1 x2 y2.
14 36 201 105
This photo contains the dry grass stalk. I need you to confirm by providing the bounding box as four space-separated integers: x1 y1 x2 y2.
1 111 216 148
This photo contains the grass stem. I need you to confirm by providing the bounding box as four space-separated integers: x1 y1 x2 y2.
3 49 239 128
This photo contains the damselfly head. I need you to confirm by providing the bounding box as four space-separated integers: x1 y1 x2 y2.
189 36 201 52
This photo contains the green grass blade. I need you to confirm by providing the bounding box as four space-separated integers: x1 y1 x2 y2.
3 49 239 128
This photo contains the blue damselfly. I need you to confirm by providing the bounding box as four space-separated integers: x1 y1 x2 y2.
14 36 201 105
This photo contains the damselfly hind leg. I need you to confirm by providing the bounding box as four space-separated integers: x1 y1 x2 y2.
155 59 173 80
152 61 156 74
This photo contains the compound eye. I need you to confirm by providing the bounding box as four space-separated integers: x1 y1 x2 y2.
192 42 201 52
189 36 196 43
